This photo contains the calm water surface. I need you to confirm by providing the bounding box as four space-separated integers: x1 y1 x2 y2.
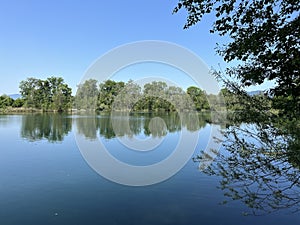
0 114 298 225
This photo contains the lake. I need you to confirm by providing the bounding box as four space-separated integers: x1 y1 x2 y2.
0 113 299 225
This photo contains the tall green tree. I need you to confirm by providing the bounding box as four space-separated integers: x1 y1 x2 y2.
166 86 189 111
75 79 99 110
97 80 125 111
112 79 142 111
51 83 72 111
143 81 169 111
19 77 40 108
187 86 209 111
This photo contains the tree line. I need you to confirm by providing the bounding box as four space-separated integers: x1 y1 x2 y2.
1 76 250 112
75 79 211 112
75 78 250 112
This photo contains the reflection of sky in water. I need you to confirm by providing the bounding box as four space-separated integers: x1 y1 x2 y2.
0 115 21 128
101 131 179 166
102 125 212 166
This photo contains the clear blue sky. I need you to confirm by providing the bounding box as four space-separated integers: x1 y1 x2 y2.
0 0 272 95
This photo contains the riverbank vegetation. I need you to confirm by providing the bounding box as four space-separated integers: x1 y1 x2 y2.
1 76 255 113
0 77 72 113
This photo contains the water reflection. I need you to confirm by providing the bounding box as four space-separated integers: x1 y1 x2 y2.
20 112 220 142
0 115 16 127
75 112 212 140
75 115 99 140
21 114 72 142
16 112 300 215
195 121 300 215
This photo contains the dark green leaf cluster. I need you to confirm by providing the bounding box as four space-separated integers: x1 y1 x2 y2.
0 95 25 111
0 95 15 108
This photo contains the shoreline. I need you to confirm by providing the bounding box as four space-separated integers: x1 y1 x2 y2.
0 107 219 115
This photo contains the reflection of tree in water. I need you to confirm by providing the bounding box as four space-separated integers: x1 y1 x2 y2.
76 115 98 140
143 112 210 136
110 112 143 138
194 97 300 215
76 113 144 140
148 117 168 137
21 114 72 142
76 112 212 139
143 112 181 136
163 112 181 133
97 114 116 139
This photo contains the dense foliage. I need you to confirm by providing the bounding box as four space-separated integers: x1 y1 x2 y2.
1 75 267 113
0 95 15 108
2 77 245 113
74 79 99 110
75 79 230 112
19 76 72 112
